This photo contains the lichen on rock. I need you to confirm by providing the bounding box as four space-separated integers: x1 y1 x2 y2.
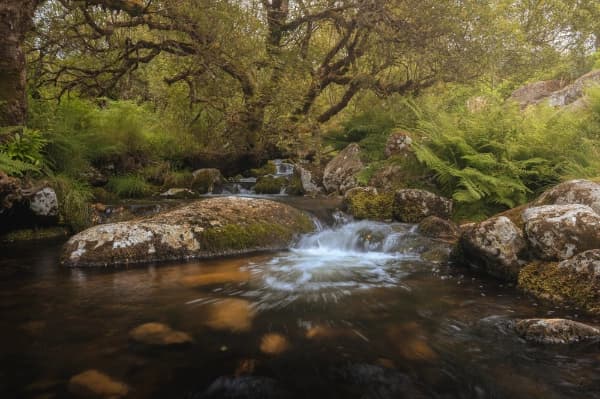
62 197 315 267
514 318 600 344
392 189 452 223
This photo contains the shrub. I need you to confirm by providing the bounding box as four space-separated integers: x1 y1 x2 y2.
106 175 154 198
49 175 93 232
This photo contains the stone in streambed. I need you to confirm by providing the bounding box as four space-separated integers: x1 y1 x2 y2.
68 370 128 399
514 318 600 344
129 322 193 346
62 197 315 267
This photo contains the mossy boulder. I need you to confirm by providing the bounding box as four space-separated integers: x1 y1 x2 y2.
343 187 394 221
191 168 224 194
518 250 600 315
523 204 600 260
248 162 277 177
285 174 305 196
533 179 600 215
392 189 452 223
62 197 315 267
460 216 528 281
254 176 286 194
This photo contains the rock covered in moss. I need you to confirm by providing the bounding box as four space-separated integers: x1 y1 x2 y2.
129 322 193 346
343 187 393 221
192 168 224 194
254 176 286 194
68 370 128 399
392 189 452 223
368 165 406 191
384 130 413 158
418 216 459 241
514 318 600 344
523 204 600 260
518 250 600 314
323 143 364 194
62 197 315 267
460 216 528 281
534 179 600 215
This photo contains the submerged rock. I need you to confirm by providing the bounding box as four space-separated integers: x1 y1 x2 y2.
460 216 528 281
534 179 600 215
259 333 290 355
199 376 288 399
323 143 364 194
62 197 315 267
129 322 193 346
523 204 600 261
68 370 128 399
392 189 452 223
514 318 600 344
518 250 600 315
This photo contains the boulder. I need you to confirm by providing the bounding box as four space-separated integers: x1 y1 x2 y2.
514 318 600 344
368 165 406 191
534 179 600 215
418 216 459 241
322 143 364 194
62 197 315 267
518 250 600 315
523 205 600 260
549 70 600 107
0 171 22 212
192 168 224 194
68 370 128 399
129 322 193 346
384 131 413 158
460 216 528 281
254 176 285 194
29 187 59 218
392 189 452 223
509 80 564 108
342 187 393 221
296 164 322 195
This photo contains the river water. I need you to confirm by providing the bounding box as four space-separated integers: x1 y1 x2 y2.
1 199 599 398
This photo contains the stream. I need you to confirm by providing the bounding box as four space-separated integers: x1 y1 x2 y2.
1 197 599 398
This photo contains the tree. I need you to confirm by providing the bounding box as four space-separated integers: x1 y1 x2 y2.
0 0 144 130
28 0 501 156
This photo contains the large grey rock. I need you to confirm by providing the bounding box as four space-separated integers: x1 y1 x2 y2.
509 80 564 108
534 179 600 215
62 197 315 267
323 143 364 194
549 70 600 107
296 165 322 195
514 318 600 344
523 204 600 260
392 189 452 223
29 187 58 218
460 216 527 280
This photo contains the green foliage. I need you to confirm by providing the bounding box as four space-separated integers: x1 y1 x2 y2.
408 88 600 218
49 175 93 232
106 175 154 198
0 128 47 176
325 110 395 162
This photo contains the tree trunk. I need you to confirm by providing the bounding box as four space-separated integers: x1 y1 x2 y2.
0 0 37 128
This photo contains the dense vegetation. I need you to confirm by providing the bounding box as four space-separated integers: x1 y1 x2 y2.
2 0 600 228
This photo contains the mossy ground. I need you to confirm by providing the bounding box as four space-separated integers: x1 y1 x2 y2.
346 191 394 221
518 261 600 315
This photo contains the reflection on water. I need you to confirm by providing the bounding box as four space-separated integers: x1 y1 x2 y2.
0 220 600 398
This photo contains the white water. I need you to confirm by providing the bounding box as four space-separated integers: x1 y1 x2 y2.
242 220 429 307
